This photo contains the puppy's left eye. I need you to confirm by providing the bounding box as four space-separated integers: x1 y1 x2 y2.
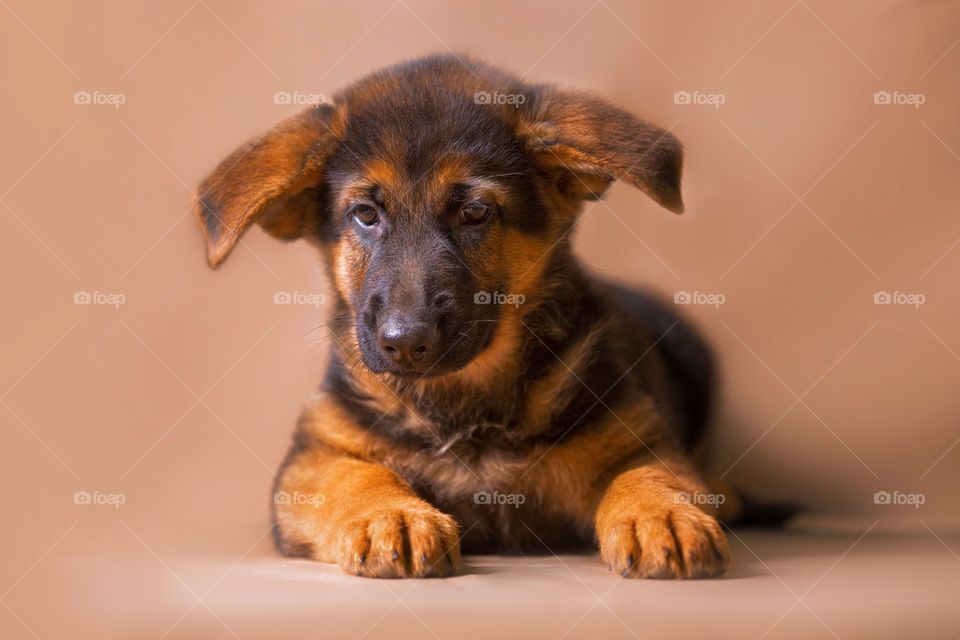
459 202 492 225
351 204 380 227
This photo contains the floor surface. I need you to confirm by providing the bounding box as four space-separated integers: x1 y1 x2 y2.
7 523 959 639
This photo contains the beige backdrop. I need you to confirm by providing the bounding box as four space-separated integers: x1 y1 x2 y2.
1 0 959 636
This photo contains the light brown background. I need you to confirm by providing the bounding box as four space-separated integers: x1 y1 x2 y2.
1 0 959 638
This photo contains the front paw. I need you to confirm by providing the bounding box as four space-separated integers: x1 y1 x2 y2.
337 503 462 578
598 500 730 579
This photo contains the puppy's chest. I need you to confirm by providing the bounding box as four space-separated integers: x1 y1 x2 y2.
383 415 601 525
394 441 600 550
383 391 596 492
372 385 633 546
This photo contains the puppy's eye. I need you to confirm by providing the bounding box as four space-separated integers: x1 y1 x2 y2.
352 205 379 227
459 202 491 225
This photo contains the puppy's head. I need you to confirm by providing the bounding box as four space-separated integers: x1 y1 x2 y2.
195 55 683 378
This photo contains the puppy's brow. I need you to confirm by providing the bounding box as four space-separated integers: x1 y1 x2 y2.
460 177 510 204
370 184 385 207
364 157 403 193
335 176 381 206
449 182 471 203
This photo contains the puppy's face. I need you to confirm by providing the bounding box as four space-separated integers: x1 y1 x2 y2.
195 55 684 378
321 91 549 377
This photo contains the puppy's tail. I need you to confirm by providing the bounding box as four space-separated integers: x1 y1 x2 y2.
707 476 801 528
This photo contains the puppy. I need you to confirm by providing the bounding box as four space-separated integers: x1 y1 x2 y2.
195 54 731 579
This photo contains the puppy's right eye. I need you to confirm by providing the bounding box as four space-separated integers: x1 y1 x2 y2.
351 205 379 227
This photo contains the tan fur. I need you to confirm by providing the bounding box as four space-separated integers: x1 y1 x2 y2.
596 462 730 578
195 105 340 266
273 443 461 577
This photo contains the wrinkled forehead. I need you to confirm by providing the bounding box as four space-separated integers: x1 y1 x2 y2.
330 154 514 211
328 103 526 215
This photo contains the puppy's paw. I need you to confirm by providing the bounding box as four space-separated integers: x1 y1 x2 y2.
598 500 730 579
337 503 462 578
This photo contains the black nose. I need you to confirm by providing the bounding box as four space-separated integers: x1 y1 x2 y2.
378 317 437 364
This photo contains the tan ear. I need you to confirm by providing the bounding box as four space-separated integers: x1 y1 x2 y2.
194 104 339 267
517 86 684 213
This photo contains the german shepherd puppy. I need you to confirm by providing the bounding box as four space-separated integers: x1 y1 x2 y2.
195 54 732 579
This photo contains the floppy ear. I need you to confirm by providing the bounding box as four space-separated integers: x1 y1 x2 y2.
517 86 683 213
193 104 339 267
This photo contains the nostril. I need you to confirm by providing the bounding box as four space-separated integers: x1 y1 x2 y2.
382 343 401 362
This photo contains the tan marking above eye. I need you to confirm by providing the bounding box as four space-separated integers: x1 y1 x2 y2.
362 157 403 193
461 177 511 205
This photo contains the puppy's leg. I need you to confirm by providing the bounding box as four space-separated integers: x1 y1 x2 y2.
273 446 461 578
596 459 730 579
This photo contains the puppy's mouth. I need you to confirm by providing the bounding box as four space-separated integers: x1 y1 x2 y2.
363 356 460 380
385 367 443 379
